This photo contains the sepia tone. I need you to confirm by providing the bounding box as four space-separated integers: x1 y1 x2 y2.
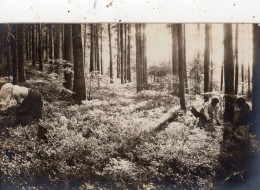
0 23 260 189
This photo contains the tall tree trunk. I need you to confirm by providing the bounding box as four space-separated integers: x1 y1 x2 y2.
220 61 224 91
241 59 244 95
35 24 38 63
49 24 54 61
117 24 121 78
32 24 36 66
6 42 11 81
83 24 87 66
204 24 210 102
223 24 235 122
38 24 43 71
108 24 113 83
11 28 18 83
90 24 94 72
28 25 32 61
124 24 128 83
248 25 251 96
172 24 178 75
196 24 201 94
135 24 141 92
210 24 214 92
61 24 64 59
100 26 103 75
183 24 188 94
64 24 73 64
252 24 260 138
72 24 86 101
26 25 29 61
172 24 179 95
45 25 49 63
11 25 18 84
96 24 100 73
143 24 148 87
127 24 131 82
63 24 74 90
234 24 239 95
54 24 62 60
120 24 125 84
177 24 186 111
17 24 26 82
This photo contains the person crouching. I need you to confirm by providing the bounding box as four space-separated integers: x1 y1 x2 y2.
191 97 221 129
0 83 43 126
233 97 252 143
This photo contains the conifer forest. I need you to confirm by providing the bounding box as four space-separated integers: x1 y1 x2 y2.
0 23 260 189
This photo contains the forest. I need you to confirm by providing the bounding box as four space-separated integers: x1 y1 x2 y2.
0 23 260 189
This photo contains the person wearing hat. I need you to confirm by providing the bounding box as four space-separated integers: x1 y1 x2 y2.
0 83 43 126
191 97 221 128
233 97 252 143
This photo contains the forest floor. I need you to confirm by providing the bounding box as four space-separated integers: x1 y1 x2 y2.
0 64 260 189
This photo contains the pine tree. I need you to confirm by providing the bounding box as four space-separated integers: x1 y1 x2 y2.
177 24 186 111
223 24 235 122
72 24 86 102
17 24 26 82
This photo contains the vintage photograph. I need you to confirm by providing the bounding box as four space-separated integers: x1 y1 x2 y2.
0 23 260 189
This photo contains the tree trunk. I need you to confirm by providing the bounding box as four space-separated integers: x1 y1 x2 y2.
143 24 148 87
72 24 86 102
64 24 73 64
11 25 18 84
248 25 251 97
28 25 32 61
124 24 128 83
49 24 54 61
83 24 87 66
177 24 186 111
234 24 239 95
204 24 210 102
6 42 11 81
90 24 94 72
45 25 49 63
38 24 43 71
220 61 224 91
252 24 260 138
32 24 36 66
135 24 141 92
108 24 113 83
61 24 64 59
210 24 214 92
17 24 26 82
183 24 188 94
35 24 38 63
223 24 235 122
54 24 62 60
100 26 103 75
117 24 121 78
26 25 29 61
96 24 100 73
127 24 131 82
120 24 125 84
172 24 178 75
241 59 244 95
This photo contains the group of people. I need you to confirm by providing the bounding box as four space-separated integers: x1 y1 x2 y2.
0 83 43 126
191 96 252 143
0 82 253 143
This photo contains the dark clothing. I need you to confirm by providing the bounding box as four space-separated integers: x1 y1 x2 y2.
16 89 43 126
191 107 209 127
237 103 251 125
